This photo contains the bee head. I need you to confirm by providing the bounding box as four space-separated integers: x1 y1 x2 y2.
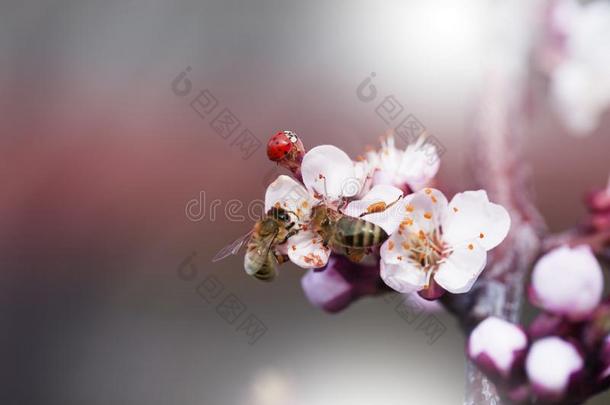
267 206 293 223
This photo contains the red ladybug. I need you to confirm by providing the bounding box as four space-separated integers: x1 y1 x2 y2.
267 130 300 161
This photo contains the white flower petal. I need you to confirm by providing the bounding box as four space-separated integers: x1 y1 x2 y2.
401 188 449 234
301 145 362 201
264 175 312 221
398 139 440 190
380 232 408 264
443 190 510 250
531 245 603 320
434 242 487 294
345 184 404 212
359 207 405 235
368 135 439 190
371 169 395 187
526 337 583 395
286 230 330 269
380 259 427 293
468 317 527 378
343 185 404 234
353 160 373 197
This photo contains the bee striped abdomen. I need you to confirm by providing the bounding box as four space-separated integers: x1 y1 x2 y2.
334 216 388 248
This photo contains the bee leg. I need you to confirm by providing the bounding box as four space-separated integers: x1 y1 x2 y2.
345 247 366 263
274 253 289 264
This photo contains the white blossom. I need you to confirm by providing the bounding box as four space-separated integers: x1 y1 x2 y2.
264 145 371 269
379 188 510 294
365 134 439 191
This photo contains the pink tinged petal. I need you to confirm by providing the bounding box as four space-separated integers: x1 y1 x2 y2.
301 145 361 201
398 140 440 190
344 185 404 234
526 337 583 397
468 317 528 379
301 267 353 313
264 175 312 219
286 230 330 269
434 242 487 294
372 169 395 187
442 190 511 251
380 259 427 293
531 245 603 320
401 188 449 234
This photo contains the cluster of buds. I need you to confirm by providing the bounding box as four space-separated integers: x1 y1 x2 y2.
468 245 609 403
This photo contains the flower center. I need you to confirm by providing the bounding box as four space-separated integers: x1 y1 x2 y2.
399 225 449 287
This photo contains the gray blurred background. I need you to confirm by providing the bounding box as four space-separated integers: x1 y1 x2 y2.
1 1 609 404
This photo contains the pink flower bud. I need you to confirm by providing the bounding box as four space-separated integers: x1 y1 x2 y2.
300 256 385 313
530 245 603 321
468 317 528 379
525 337 583 400
586 187 610 213
301 262 353 313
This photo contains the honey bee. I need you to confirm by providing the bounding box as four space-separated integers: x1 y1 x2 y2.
213 206 299 281
214 201 393 277
310 204 389 261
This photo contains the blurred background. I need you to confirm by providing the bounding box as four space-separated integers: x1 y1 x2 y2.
1 0 609 404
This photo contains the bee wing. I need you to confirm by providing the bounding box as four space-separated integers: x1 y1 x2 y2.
212 231 253 262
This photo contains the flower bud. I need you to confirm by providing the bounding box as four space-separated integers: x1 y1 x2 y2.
586 186 610 213
300 255 385 313
525 337 583 401
468 317 528 380
530 245 603 321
